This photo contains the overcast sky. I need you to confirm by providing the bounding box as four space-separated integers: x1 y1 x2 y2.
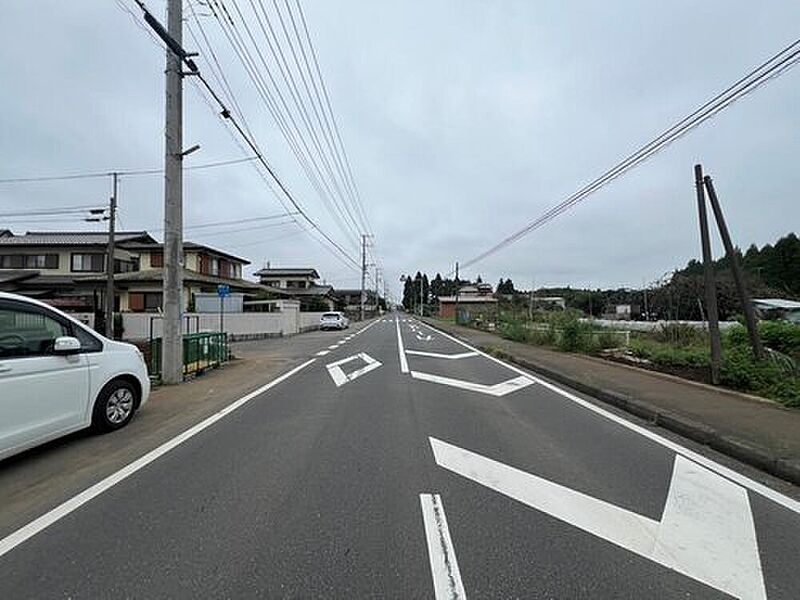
1 1 798 299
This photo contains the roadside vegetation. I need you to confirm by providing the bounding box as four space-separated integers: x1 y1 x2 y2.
489 309 800 407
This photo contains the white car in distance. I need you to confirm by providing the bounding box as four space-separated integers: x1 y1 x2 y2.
319 311 350 331
0 292 151 462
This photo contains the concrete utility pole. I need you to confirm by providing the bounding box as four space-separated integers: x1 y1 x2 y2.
454 261 459 323
360 234 367 321
695 164 722 385
105 173 118 338
374 268 380 315
703 175 764 359
162 0 184 384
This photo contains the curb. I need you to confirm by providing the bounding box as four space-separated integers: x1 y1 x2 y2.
421 320 800 487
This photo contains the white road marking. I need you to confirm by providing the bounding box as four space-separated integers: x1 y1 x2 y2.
411 371 533 397
430 437 765 600
315 350 330 356
0 359 316 560
326 353 382 387
421 320 800 515
406 350 479 360
420 494 467 600
395 317 409 373
328 345 339 350
415 333 433 342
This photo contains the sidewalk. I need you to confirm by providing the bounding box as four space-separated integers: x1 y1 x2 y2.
423 318 800 486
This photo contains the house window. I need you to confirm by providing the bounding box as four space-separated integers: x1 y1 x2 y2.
0 254 59 269
150 251 163 268
71 253 105 272
129 292 163 312
210 258 219 276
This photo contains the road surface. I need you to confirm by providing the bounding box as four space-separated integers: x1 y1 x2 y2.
0 316 798 598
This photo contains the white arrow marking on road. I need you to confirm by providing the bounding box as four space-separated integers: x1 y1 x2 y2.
430 437 766 600
420 494 467 600
406 350 479 360
326 353 382 387
411 372 533 397
416 334 433 341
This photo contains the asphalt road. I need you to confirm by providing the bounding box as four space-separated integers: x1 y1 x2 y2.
0 315 798 599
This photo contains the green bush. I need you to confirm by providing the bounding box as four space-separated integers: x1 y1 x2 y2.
725 321 800 357
721 345 800 406
629 339 709 367
653 323 708 347
558 318 596 352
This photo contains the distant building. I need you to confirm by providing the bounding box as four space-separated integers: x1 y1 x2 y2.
438 283 498 321
753 298 800 323
252 266 336 310
334 288 379 317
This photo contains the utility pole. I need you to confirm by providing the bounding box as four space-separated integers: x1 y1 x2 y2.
703 175 764 359
695 164 722 385
528 277 534 322
162 0 184 384
105 173 118 338
642 280 649 321
454 261 460 323
360 234 367 321
374 267 380 315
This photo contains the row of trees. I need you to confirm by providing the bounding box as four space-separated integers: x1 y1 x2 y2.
401 272 486 311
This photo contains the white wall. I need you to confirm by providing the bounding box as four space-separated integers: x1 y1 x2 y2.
299 311 328 331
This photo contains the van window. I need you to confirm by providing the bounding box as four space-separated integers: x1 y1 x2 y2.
0 302 70 359
322 313 340 318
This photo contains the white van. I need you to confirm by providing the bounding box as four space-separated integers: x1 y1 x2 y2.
0 292 151 461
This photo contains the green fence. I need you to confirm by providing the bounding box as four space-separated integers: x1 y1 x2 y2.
148 332 229 380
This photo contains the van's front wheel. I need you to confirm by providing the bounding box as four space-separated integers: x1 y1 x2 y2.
92 380 138 433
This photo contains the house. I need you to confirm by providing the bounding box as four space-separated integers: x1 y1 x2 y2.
753 298 800 323
438 283 498 321
334 288 379 317
0 230 263 321
252 265 336 310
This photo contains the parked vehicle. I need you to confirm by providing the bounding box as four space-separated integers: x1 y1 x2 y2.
320 311 350 331
0 292 151 461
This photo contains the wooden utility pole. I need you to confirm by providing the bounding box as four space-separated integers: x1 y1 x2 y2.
162 0 184 384
703 175 764 359
695 164 723 384
104 173 118 338
454 261 459 323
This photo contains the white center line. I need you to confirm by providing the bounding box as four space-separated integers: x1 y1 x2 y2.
395 316 409 373
315 350 330 356
420 493 467 600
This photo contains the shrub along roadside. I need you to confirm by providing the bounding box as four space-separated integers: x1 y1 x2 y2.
494 313 800 408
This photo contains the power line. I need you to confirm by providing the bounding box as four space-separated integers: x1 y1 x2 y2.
0 205 105 217
0 156 258 184
204 0 359 252
457 37 800 273
293 0 371 234
131 1 360 270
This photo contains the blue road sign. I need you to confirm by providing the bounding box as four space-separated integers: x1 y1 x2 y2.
217 284 231 298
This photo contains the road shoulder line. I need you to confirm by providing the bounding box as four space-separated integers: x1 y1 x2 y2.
0 358 316 560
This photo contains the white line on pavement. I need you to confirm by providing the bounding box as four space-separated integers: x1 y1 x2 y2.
419 319 800 515
405 350 479 360
420 493 467 600
328 345 339 350
0 358 317 560
315 350 330 356
411 371 533 397
395 317 409 373
431 437 765 600
326 353 382 387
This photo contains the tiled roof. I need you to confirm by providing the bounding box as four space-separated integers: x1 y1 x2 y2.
0 231 154 246
253 267 319 278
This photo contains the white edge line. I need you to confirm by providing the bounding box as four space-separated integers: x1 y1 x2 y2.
417 319 800 514
0 358 317 559
396 317 409 373
420 493 467 599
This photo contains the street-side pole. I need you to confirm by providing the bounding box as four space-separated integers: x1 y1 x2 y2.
419 275 423 317
703 175 764 360
695 164 722 384
528 277 534 322
219 295 224 334
105 173 117 338
454 261 459 323
374 267 380 316
162 0 184 384
360 234 366 321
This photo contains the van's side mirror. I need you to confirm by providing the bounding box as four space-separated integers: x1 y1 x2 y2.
53 336 82 355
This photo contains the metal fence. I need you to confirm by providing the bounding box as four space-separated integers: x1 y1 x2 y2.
148 332 229 380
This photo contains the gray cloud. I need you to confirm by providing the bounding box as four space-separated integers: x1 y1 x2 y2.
1 1 799 300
